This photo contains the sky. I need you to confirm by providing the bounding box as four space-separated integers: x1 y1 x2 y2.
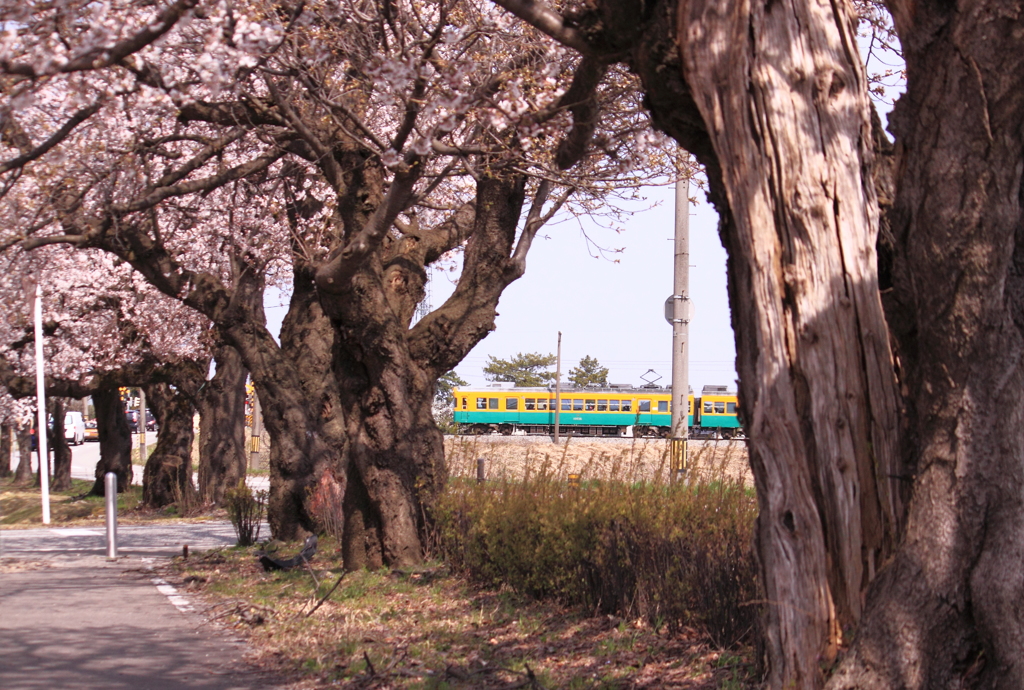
266 181 739 395
435 182 737 393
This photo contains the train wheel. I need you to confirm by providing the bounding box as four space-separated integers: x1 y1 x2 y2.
498 424 513 436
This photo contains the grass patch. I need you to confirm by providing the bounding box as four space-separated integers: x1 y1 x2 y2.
0 476 227 527
0 477 128 525
170 543 757 688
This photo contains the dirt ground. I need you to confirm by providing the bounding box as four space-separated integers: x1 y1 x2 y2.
444 436 753 487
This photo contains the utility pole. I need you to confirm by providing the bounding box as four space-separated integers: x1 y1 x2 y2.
554 331 562 442
670 169 691 480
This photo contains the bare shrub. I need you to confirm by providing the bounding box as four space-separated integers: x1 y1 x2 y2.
306 471 345 540
225 480 266 546
434 445 759 648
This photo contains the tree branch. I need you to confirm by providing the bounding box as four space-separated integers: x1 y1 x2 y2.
0 100 104 174
489 0 594 55
0 0 200 78
117 146 286 214
315 158 424 291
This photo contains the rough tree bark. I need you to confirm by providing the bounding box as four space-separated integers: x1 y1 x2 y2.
142 382 197 508
13 422 32 484
568 0 900 684
91 387 133 494
0 422 11 477
50 398 73 491
197 343 247 505
827 2 1024 688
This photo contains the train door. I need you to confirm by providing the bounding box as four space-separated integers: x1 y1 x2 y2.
636 398 653 426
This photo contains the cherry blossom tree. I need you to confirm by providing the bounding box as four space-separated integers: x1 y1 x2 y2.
0 0 675 565
0 388 34 483
0 244 214 501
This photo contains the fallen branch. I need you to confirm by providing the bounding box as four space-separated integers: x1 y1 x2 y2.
304 571 347 618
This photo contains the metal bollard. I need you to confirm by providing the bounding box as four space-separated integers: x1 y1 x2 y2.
105 472 118 560
476 458 486 483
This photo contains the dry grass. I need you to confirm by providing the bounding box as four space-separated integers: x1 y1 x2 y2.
444 437 752 487
170 545 758 689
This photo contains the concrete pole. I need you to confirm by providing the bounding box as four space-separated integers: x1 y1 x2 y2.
32 281 50 524
671 170 691 479
554 331 562 442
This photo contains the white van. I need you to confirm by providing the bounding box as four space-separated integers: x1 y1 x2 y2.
64 411 85 445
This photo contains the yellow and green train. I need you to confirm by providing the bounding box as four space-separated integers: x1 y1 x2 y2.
452 384 742 438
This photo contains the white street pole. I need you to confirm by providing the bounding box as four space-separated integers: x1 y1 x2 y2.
670 168 691 480
32 281 51 524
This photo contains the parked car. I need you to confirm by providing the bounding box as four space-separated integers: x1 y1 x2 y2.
64 411 85 445
84 419 99 441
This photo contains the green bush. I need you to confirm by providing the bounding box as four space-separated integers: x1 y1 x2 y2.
434 469 759 648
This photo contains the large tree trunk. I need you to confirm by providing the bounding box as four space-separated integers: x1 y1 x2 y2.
615 0 903 684
828 3 1024 688
90 387 133 494
258 264 347 541
197 344 247 505
142 382 196 508
0 422 11 478
50 398 73 491
13 422 32 485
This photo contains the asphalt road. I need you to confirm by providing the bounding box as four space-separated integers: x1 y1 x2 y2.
0 523 282 690
5 436 269 491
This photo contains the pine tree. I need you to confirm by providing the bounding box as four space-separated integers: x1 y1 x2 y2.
482 353 556 387
568 355 609 388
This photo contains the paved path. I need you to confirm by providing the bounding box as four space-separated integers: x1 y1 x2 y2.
0 523 282 690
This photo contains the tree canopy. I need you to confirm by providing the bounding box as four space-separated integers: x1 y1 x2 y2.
483 352 556 387
567 355 608 387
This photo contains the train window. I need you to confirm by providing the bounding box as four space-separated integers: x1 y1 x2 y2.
609 400 620 411
506 398 519 410
573 399 584 411
727 402 737 414
585 399 596 411
688 399 693 414
562 399 571 411
597 399 608 411
657 400 668 413
462 397 468 409
703 401 713 414
476 397 487 410
639 400 651 412
622 400 632 412
537 399 548 411
525 398 535 410
489 398 499 410
714 402 725 414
